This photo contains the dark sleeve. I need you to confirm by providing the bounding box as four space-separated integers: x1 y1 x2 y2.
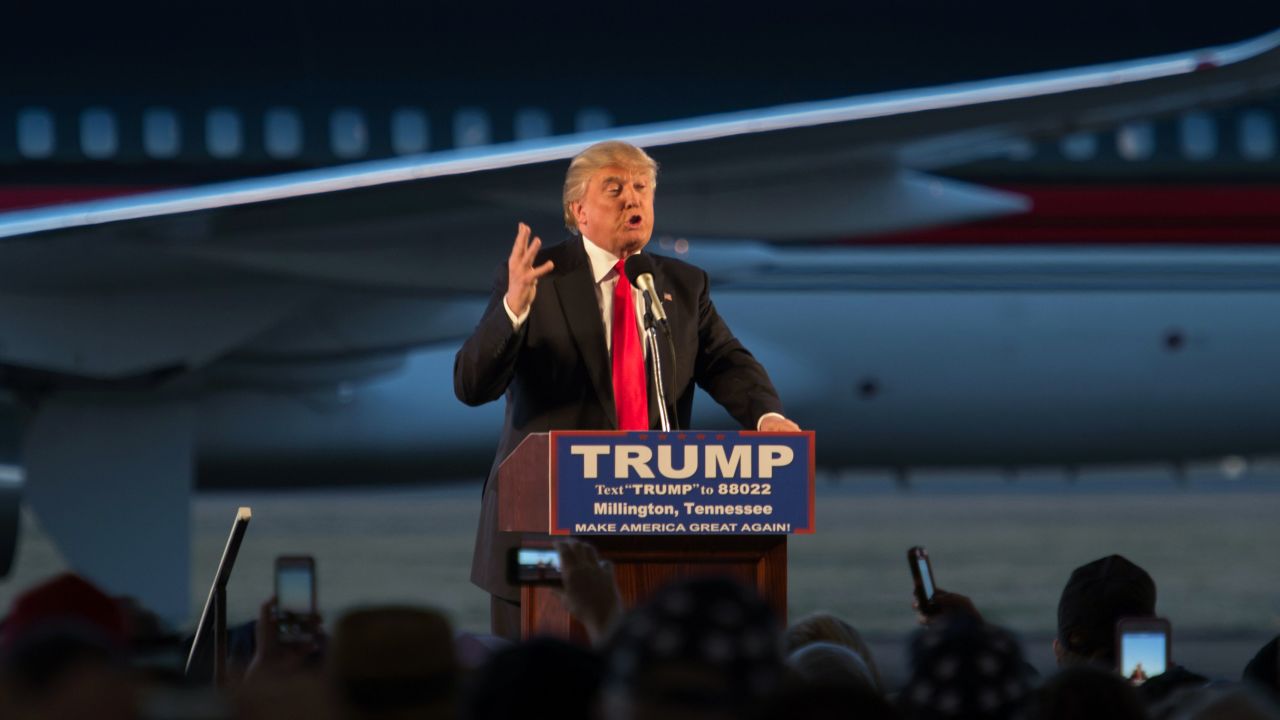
453 262 528 406
692 268 785 428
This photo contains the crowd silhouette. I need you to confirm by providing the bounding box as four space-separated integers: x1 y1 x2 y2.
0 548 1275 719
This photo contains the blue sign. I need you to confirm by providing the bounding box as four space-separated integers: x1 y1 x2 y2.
550 431 815 535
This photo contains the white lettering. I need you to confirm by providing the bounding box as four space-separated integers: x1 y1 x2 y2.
574 523 617 532
571 445 611 479
657 445 699 479
706 445 752 479
758 445 795 479
614 445 655 479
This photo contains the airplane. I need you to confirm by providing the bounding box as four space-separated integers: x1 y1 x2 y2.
1 21 1280 624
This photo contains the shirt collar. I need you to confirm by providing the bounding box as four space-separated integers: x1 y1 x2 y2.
581 235 640 285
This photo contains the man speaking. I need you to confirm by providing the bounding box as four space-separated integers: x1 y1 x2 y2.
454 140 799 637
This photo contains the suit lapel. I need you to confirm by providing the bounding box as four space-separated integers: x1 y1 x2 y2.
553 237 617 428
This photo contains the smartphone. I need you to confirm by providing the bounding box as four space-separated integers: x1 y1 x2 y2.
274 555 316 643
1117 617 1171 685
506 547 562 586
907 546 937 614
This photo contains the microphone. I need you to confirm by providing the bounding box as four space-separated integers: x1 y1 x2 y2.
624 252 677 431
624 254 668 324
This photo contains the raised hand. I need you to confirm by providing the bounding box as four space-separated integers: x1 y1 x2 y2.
913 588 984 626
505 222 555 317
554 539 621 643
245 597 324 680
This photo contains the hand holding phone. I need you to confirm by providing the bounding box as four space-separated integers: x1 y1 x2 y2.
274 555 318 645
552 540 622 643
1117 617 1171 685
507 547 562 586
908 546 937 615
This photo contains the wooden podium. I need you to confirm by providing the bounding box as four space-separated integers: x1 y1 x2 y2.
498 433 790 641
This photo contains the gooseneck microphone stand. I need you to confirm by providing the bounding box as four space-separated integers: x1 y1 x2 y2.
642 306 676 432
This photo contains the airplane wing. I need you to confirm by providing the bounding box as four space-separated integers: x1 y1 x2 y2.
0 28 1278 381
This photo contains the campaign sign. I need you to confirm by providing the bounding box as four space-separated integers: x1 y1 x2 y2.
550 431 814 535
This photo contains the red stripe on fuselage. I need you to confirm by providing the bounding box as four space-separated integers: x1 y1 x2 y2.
849 185 1280 245
0 186 164 212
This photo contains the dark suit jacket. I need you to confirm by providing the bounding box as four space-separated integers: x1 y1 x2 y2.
454 236 784 600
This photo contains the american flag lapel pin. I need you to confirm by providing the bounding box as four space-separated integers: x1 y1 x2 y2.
663 292 673 302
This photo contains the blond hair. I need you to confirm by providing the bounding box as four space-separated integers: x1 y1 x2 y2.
562 141 659 234
785 612 886 694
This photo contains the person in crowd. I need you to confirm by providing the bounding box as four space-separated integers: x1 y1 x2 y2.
788 641 881 695
239 600 457 720
915 553 1212 707
598 576 786 720
0 573 139 720
898 615 1033 720
462 636 603 720
325 606 458 720
235 597 332 720
236 663 332 720
242 597 325 681
1243 635 1279 703
1054 555 1207 704
1024 665 1148 720
452 631 511 672
785 611 885 694
760 681 902 720
777 610 896 719
1053 554 1156 667
1166 685 1280 720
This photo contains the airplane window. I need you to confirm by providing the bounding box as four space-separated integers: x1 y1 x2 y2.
391 108 429 155
330 108 368 159
1179 112 1217 161
142 107 180 158
1003 138 1035 161
206 108 243 159
1059 132 1096 161
453 108 491 148
1239 110 1276 161
0 463 20 484
1116 121 1155 161
264 107 303 159
16 107 55 159
574 107 614 133
514 107 552 140
80 107 117 159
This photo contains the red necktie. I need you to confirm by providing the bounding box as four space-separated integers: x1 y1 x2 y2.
611 259 649 430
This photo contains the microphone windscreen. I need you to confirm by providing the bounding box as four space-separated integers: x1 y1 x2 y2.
624 253 657 285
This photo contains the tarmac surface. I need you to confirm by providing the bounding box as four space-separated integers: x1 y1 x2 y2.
1 465 1275 683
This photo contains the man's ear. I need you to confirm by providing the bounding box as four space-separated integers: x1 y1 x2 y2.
1053 637 1066 666
572 201 587 230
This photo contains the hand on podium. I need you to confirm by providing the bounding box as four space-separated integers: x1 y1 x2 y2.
758 415 801 432
554 540 622 643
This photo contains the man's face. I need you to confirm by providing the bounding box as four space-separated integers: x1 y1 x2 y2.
573 165 655 258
